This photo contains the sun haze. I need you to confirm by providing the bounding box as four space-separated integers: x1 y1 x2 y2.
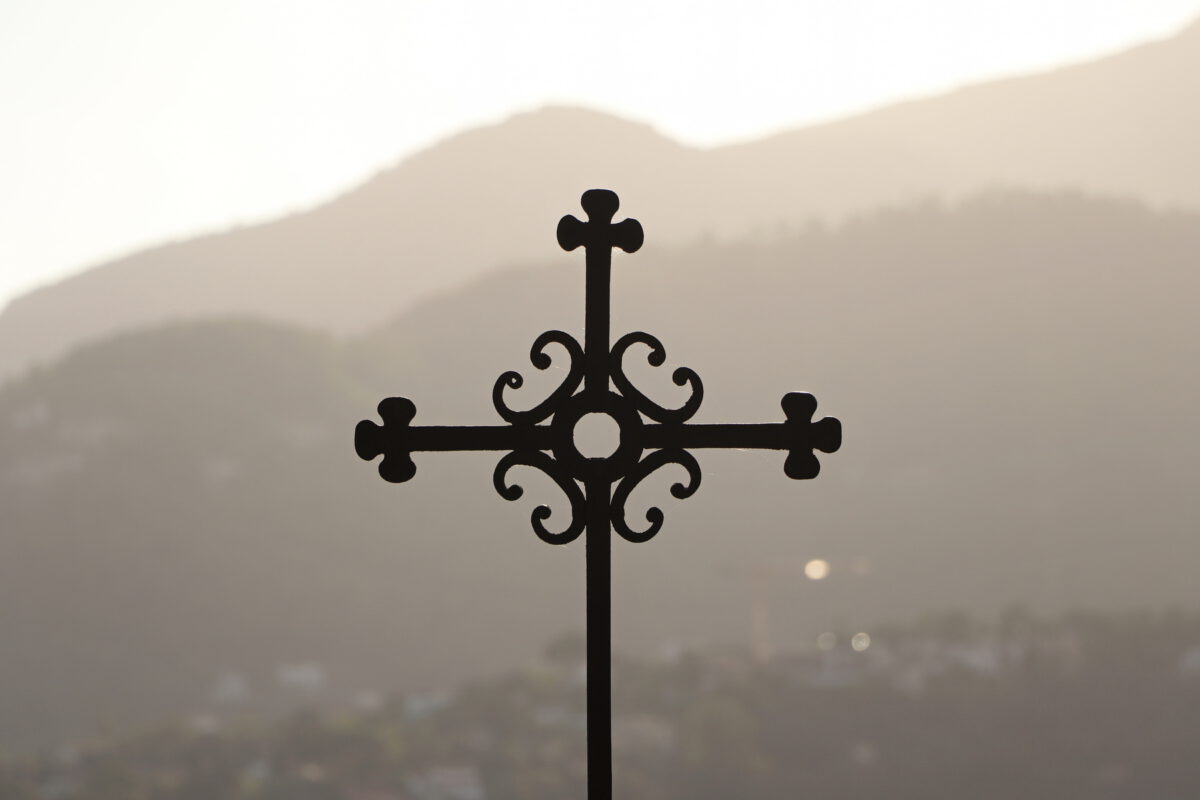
1 0 1197 308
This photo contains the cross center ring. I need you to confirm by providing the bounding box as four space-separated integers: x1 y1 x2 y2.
550 391 644 481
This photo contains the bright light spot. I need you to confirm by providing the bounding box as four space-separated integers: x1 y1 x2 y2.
851 632 871 652
817 632 837 651
804 559 830 580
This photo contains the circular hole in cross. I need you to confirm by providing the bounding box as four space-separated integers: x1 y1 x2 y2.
573 412 621 459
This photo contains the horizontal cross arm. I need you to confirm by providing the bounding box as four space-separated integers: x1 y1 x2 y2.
404 424 552 452
643 422 800 450
641 392 842 479
355 397 552 483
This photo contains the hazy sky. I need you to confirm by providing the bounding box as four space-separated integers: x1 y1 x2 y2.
3 0 1199 309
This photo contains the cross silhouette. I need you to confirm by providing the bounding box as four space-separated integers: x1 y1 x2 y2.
355 189 841 799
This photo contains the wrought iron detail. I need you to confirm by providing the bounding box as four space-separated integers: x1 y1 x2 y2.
492 329 584 425
492 449 586 544
356 191 840 542
611 448 702 543
609 331 703 425
355 188 842 800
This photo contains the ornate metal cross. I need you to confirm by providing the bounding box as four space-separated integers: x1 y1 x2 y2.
355 189 841 799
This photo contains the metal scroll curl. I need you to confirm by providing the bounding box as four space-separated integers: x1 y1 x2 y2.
610 332 703 424
493 330 584 425
493 450 586 545
611 449 702 543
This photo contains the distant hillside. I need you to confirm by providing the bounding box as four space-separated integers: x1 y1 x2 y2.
7 611 1200 800
2 18 1199 379
2 191 1197 748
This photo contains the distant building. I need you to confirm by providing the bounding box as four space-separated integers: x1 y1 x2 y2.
1177 644 1200 676
406 765 485 800
276 662 327 692
613 713 675 755
403 689 455 721
211 670 250 704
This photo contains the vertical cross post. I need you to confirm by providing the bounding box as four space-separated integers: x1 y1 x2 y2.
355 189 841 799
558 189 644 798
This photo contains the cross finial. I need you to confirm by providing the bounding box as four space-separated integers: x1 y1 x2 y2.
781 392 843 479
557 189 644 255
557 189 644 395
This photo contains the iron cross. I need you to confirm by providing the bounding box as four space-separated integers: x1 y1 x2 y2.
355 189 841 799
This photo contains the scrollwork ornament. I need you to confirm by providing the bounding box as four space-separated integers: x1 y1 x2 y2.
610 448 702 543
610 331 704 424
493 330 584 425
493 449 586 545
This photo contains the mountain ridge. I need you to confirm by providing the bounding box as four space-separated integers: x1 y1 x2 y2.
1 18 1198 380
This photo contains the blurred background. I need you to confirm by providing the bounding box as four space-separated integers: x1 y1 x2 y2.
2 1 1200 797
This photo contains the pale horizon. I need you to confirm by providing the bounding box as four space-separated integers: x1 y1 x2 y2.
2 0 1199 310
